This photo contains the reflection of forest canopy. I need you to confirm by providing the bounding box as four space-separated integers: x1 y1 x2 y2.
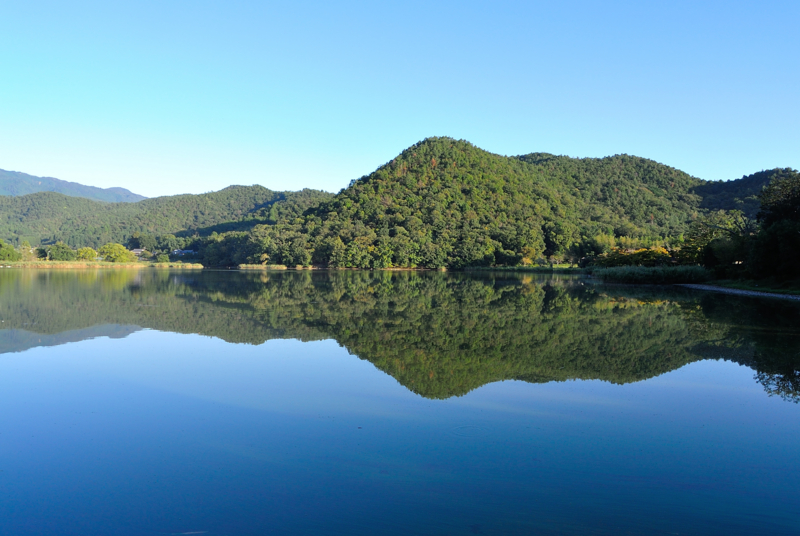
0 270 798 400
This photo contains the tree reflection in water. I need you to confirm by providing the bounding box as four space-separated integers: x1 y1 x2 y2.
0 269 798 401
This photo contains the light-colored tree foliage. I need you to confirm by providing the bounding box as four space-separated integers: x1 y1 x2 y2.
77 247 98 260
98 243 136 263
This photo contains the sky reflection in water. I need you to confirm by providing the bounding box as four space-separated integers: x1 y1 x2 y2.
0 269 798 535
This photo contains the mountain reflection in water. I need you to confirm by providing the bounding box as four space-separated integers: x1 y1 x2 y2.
1 268 798 402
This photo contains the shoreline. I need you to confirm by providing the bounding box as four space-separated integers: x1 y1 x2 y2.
678 283 800 301
0 261 203 269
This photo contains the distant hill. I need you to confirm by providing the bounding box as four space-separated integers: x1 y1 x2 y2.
0 185 334 247
0 168 146 202
202 137 785 268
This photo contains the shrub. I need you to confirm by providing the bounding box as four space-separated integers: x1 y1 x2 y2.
48 241 77 261
98 243 137 263
593 247 672 267
0 239 22 261
77 247 98 260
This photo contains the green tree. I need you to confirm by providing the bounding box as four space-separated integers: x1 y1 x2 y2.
0 239 22 261
757 168 800 226
747 169 800 280
48 242 78 261
77 247 98 260
98 243 137 263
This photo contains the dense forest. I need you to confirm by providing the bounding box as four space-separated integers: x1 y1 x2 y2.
0 168 146 202
1 270 797 401
1 138 795 275
192 138 791 269
0 185 332 248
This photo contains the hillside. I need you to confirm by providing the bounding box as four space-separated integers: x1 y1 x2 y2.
0 168 146 202
0 185 333 247
205 137 775 268
0 137 785 262
692 168 788 218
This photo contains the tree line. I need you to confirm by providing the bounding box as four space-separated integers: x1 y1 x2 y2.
591 167 799 281
1 137 795 278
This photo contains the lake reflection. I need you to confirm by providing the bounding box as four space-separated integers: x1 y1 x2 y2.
0 269 798 535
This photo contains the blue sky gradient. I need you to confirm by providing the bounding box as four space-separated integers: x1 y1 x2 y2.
1 1 797 197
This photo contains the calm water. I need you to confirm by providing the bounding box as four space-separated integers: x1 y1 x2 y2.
0 269 798 536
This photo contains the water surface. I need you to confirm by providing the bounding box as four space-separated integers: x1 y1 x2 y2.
0 269 798 535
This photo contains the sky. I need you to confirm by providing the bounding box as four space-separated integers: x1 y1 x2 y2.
1 1 798 198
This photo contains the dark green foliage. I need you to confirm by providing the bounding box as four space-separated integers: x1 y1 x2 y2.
47 242 77 261
0 168 146 202
693 169 780 218
748 220 800 280
743 169 800 281
303 139 703 267
591 265 712 284
515 151 704 239
0 186 333 248
756 168 800 226
196 138 785 268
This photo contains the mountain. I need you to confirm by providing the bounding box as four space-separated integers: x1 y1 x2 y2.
201 137 782 268
0 168 146 202
0 137 788 263
0 185 333 247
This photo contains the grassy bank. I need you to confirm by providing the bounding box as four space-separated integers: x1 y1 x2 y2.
0 260 204 269
466 265 583 274
591 265 712 284
237 264 289 270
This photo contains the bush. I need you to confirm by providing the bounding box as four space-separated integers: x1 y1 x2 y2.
48 241 77 261
0 239 22 261
76 247 98 260
98 243 137 263
592 247 672 267
592 265 712 284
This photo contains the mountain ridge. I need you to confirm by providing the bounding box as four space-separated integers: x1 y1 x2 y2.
204 137 783 268
0 168 146 202
0 138 793 263
0 185 333 247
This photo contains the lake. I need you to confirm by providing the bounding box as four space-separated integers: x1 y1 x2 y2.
0 269 798 535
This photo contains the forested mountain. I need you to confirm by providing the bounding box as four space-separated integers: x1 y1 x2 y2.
692 168 789 218
0 168 146 202
201 137 782 268
0 137 789 266
0 185 333 247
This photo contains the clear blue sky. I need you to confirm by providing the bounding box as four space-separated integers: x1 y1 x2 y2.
1 1 797 198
